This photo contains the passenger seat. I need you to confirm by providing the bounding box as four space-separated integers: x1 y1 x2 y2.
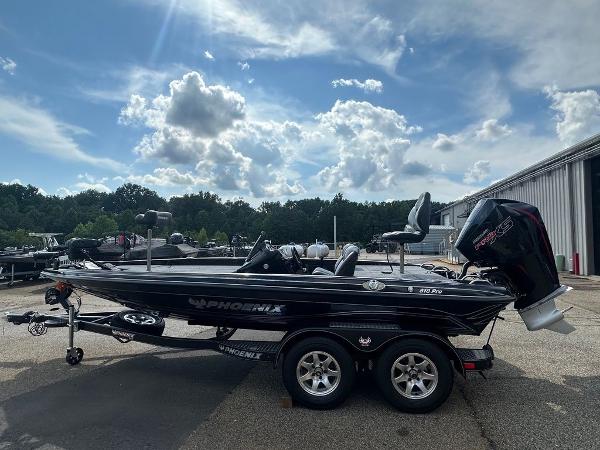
312 244 359 276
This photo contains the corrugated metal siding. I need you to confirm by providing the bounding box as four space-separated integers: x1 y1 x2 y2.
572 160 594 275
444 161 593 274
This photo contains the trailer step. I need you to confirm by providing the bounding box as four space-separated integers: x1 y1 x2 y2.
216 340 280 362
456 346 494 371
329 322 400 330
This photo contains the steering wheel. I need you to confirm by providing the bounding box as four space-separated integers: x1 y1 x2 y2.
290 246 305 273
245 231 266 263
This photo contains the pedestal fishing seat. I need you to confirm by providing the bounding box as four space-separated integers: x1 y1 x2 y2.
382 192 431 273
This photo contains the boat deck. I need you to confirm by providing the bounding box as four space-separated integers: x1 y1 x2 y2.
117 262 442 279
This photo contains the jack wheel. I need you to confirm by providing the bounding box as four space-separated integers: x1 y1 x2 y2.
66 348 84 365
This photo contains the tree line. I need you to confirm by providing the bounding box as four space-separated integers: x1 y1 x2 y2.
0 183 446 249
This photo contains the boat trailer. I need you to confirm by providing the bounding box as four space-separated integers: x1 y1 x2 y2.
0 264 43 287
4 295 494 373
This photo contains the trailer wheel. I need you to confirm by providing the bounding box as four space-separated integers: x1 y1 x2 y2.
375 339 453 413
282 337 355 409
110 310 165 336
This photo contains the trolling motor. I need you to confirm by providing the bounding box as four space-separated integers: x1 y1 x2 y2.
135 210 172 272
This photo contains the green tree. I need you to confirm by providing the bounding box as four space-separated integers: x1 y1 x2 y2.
195 228 208 246
213 230 229 245
70 215 118 238
116 210 136 231
0 182 447 248
106 183 166 213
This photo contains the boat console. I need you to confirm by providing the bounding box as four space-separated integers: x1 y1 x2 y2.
235 233 305 274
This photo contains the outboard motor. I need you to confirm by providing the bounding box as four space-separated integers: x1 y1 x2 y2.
170 233 184 245
455 199 573 334
279 243 304 258
307 242 330 259
67 238 101 261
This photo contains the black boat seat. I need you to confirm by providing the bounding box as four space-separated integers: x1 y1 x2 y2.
313 244 359 276
382 192 431 245
381 192 431 274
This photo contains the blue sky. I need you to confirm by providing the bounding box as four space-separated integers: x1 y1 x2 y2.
1 0 599 203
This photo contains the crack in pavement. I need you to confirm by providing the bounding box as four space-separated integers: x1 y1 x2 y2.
458 383 497 450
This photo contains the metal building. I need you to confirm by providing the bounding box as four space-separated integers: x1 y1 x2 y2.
438 133 600 275
405 225 455 255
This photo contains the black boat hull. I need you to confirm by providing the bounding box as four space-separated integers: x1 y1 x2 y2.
43 268 513 336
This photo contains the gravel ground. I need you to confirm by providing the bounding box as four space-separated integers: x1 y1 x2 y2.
0 270 599 450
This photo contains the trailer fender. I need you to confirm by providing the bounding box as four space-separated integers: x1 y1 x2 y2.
275 327 465 376
377 332 466 377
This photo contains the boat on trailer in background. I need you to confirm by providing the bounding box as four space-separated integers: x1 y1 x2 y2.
0 233 66 286
5 194 574 412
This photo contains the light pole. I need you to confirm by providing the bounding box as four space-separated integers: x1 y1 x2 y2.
333 215 337 257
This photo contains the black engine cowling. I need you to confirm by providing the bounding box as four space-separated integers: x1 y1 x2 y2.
455 198 560 310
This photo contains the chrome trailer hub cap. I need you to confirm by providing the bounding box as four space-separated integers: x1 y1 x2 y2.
391 352 438 399
123 312 157 325
296 351 341 396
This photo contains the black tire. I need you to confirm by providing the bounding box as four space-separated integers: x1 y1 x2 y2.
66 347 84 365
375 339 454 413
110 310 165 336
282 337 355 409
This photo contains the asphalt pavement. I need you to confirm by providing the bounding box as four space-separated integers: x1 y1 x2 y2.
0 273 599 450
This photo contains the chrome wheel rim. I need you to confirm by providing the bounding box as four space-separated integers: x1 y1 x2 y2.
123 313 157 325
391 352 438 399
296 351 341 396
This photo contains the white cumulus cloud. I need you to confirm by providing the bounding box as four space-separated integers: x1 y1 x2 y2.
74 173 111 193
316 100 421 190
74 182 111 193
475 119 512 141
544 85 600 146
126 167 207 187
464 160 491 184
1 178 22 185
331 78 383 93
432 133 460 152
119 72 245 137
165 72 245 137
56 187 75 197
119 71 306 197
